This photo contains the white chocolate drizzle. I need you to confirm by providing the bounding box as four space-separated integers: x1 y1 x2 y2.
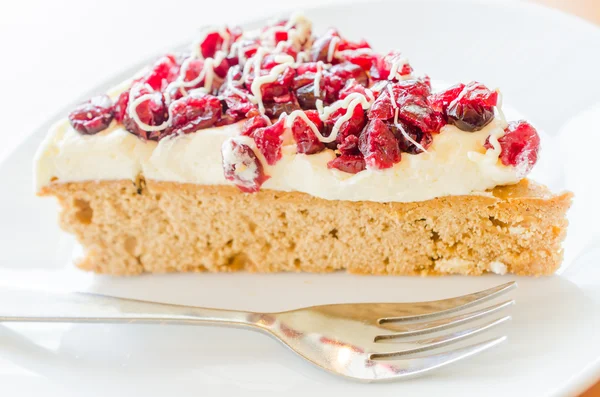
327 36 341 63
387 53 411 81
386 83 428 153
286 92 373 144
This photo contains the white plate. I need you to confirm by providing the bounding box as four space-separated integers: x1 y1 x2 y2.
1 1 600 396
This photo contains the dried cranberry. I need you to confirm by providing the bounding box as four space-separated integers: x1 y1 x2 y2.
323 106 366 150
370 51 412 81
114 91 130 123
249 119 286 165
337 134 360 155
199 31 225 59
327 154 366 174
246 67 295 101
123 85 168 141
369 81 390 98
144 55 180 91
263 101 299 118
368 88 394 120
393 79 431 98
428 83 465 113
296 62 319 75
398 96 445 134
310 29 340 62
342 51 376 71
446 82 498 132
328 62 369 87
213 58 231 80
337 38 370 52
295 82 324 110
241 115 269 137
221 88 256 121
274 30 288 43
321 73 345 103
388 120 433 154
339 79 370 100
484 120 540 175
222 138 269 193
291 110 326 154
370 80 433 121
165 93 222 136
359 119 401 169
68 95 114 135
448 102 494 132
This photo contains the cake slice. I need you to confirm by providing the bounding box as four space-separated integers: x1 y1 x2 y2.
35 14 572 276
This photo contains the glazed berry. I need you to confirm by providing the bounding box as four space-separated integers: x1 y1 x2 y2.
327 154 366 174
242 117 285 165
122 84 168 141
359 119 401 169
485 120 540 175
388 121 433 154
291 110 326 154
144 55 181 91
68 95 114 135
444 82 498 132
370 51 412 81
166 93 222 136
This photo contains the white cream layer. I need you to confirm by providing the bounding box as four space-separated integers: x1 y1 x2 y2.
35 117 519 202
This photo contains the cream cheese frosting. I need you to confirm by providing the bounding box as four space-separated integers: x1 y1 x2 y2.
35 116 520 203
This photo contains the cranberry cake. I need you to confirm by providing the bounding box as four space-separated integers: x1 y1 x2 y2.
35 14 572 276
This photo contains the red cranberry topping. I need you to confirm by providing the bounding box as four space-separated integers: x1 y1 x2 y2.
264 94 301 119
337 134 360 155
68 95 114 135
339 79 370 100
368 80 433 122
484 120 540 175
246 66 295 101
144 55 181 91
199 30 232 59
164 93 222 136
310 29 340 62
445 82 498 132
388 120 433 154
337 38 370 52
114 91 130 122
122 84 168 141
241 115 269 137
327 154 366 174
242 117 285 165
397 96 445 134
359 119 401 169
295 81 324 110
323 105 367 150
328 62 369 88
370 51 412 81
291 110 326 154
428 83 465 113
222 138 269 193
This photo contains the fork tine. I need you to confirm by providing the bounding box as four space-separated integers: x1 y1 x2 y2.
377 300 513 335
379 281 517 323
371 315 510 358
378 336 507 379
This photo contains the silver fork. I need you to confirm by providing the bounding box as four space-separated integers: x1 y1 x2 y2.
0 282 515 382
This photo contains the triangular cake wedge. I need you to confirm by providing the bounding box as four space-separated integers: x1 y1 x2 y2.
35 14 572 276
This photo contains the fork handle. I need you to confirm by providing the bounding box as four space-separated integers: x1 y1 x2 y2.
0 288 261 329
